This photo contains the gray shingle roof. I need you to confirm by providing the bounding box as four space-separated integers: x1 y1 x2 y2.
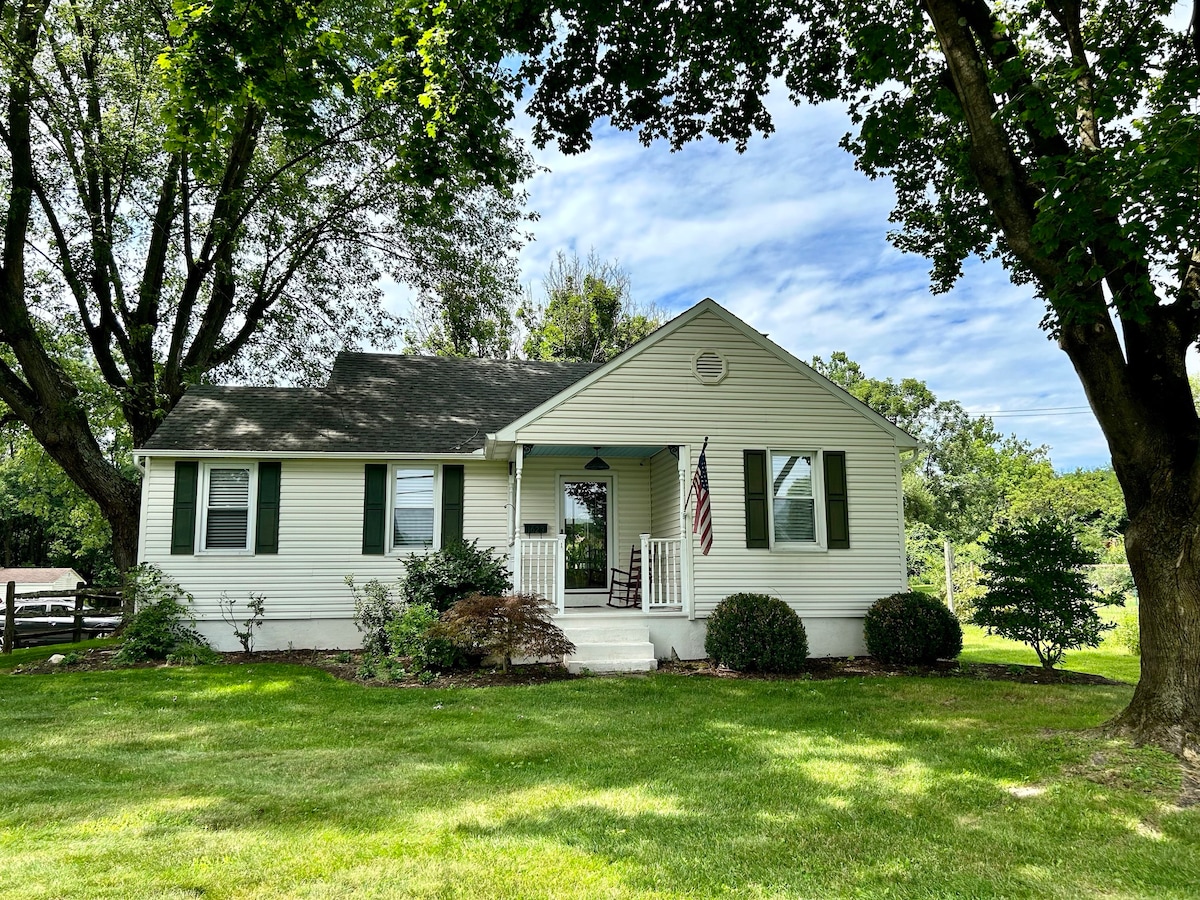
142 354 599 454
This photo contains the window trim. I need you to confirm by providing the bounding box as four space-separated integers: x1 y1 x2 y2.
389 463 442 555
197 461 258 554
766 449 827 552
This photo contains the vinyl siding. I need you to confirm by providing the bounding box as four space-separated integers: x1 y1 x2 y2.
650 449 681 538
514 310 907 618
141 456 510 620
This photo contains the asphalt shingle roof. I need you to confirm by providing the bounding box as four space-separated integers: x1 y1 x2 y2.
142 354 599 454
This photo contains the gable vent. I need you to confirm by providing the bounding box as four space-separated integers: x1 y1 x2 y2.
693 350 727 384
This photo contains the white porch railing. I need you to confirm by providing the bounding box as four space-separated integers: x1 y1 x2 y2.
514 536 566 612
641 534 684 611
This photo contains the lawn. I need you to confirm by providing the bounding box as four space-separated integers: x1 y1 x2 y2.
960 624 1141 684
2 658 1196 899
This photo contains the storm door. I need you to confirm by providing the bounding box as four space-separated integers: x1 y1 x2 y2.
562 479 611 590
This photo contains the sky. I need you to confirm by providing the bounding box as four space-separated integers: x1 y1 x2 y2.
393 99 1114 472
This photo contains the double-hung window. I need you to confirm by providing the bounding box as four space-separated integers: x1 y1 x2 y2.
393 467 436 550
771 451 818 545
202 464 253 551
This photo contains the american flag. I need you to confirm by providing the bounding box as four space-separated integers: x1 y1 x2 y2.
692 444 713 555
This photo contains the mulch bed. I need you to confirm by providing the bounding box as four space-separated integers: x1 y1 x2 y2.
7 646 1125 687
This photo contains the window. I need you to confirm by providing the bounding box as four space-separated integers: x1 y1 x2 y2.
202 464 253 551
393 467 436 549
771 451 818 544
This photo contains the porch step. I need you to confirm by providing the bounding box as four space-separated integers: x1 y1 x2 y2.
558 622 658 674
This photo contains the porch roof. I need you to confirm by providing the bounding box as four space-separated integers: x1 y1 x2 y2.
524 445 668 459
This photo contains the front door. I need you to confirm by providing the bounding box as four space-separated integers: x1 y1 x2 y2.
562 479 610 590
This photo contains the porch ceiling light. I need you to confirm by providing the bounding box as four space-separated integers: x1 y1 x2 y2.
584 447 610 471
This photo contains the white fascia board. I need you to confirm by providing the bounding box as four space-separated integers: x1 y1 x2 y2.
492 296 919 450
137 449 486 460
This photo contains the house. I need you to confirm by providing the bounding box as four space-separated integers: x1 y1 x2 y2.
1 567 86 597
137 299 917 670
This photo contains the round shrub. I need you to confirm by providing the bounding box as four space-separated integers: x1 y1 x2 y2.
863 591 962 665
705 593 809 673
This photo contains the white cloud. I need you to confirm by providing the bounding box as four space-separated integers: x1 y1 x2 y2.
517 101 1110 471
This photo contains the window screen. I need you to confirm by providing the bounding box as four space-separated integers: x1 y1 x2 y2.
205 467 251 549
394 468 435 548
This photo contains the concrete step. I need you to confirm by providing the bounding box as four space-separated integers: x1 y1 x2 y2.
567 658 659 675
558 624 651 644
570 640 657 661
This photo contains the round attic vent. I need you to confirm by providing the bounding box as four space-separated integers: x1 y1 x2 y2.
693 350 727 384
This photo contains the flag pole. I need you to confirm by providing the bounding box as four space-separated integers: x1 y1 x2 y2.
684 436 709 511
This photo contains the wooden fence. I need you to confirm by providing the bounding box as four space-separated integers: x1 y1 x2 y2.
2 581 123 654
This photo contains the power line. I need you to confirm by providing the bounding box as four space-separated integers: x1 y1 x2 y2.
971 405 1091 414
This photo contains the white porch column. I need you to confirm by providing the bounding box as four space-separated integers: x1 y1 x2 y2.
640 533 651 613
678 445 695 620
556 533 566 614
513 444 524 593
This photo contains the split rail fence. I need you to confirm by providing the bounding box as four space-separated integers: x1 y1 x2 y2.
2 581 123 654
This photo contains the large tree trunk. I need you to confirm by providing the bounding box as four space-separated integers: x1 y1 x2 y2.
1109 483 1200 753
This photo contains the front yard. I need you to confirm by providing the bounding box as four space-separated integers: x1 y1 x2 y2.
2 651 1196 899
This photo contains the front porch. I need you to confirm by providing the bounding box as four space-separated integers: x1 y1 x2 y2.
505 443 695 619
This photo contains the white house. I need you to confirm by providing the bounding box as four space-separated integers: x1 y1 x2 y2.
136 299 917 670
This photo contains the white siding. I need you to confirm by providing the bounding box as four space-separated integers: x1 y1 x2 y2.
141 456 510 622
650 449 681 539
515 310 907 618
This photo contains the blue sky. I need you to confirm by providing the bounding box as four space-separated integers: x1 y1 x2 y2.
512 100 1113 472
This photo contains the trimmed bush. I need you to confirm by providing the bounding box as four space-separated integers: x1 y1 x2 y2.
863 591 962 665
400 540 511 613
704 593 809 673
385 602 472 672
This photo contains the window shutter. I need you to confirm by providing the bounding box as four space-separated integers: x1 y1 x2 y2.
362 464 387 555
440 465 465 547
255 461 281 554
824 451 850 549
743 450 770 548
171 461 199 555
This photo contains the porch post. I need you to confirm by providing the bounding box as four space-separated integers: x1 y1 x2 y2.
640 533 651 613
513 444 524 593
678 446 695 620
556 533 566 614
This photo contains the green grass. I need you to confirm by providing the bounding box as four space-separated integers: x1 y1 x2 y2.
0 637 118 670
960 624 1141 684
2 662 1195 899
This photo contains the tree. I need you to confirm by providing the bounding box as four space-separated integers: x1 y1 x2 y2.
0 0 529 570
812 352 1052 542
975 516 1118 669
490 1 1200 749
520 250 665 362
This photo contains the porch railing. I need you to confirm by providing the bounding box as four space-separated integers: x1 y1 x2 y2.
515 536 566 612
641 534 684 611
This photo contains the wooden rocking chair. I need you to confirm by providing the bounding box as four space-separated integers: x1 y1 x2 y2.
607 545 642 608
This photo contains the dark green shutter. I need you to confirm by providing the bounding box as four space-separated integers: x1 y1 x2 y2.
362 464 387 555
171 461 199 555
743 450 770 548
441 465 465 547
255 461 281 554
824 451 850 549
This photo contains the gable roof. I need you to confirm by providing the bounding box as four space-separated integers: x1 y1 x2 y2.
141 355 599 455
493 298 920 449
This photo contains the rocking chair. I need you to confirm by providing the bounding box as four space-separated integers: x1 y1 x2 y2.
607 545 642 608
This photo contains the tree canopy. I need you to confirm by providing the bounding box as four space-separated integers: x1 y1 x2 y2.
0 0 530 565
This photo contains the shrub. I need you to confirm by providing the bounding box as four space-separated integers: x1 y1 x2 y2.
345 576 400 658
974 516 1119 669
1113 609 1140 655
705 593 809 673
386 602 471 672
166 643 221 666
218 592 266 653
400 540 511 613
863 591 962 665
438 593 574 672
115 565 211 664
